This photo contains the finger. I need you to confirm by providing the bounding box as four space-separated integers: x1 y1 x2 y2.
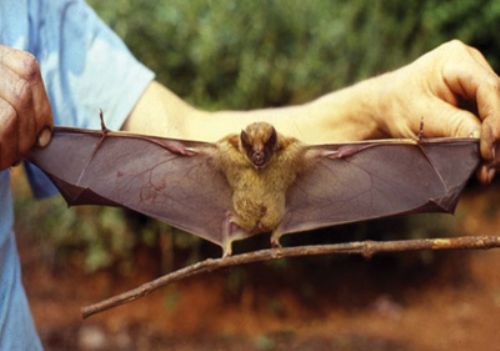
0 45 53 139
466 46 497 75
477 164 497 184
478 86 500 161
32 78 53 144
0 45 39 79
462 45 500 165
477 116 500 184
443 63 500 122
418 98 481 138
0 99 19 169
443 61 500 164
0 64 37 155
479 117 500 182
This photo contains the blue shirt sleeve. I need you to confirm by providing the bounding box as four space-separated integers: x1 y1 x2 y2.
25 0 155 198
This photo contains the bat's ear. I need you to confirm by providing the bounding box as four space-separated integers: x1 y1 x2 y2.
240 130 252 152
240 130 251 148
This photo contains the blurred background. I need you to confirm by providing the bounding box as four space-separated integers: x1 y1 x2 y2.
13 0 500 350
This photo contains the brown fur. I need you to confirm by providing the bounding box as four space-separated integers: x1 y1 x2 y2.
214 122 305 245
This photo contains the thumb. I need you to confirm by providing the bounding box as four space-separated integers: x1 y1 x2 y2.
422 99 481 138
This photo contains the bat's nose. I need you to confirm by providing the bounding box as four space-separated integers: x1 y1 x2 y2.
252 151 266 167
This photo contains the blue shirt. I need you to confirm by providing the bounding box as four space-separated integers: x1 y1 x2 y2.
0 0 154 349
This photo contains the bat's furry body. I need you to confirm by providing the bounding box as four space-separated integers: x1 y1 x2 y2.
214 125 305 254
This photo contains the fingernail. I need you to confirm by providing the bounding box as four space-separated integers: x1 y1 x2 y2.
37 127 52 147
487 167 496 183
469 128 480 139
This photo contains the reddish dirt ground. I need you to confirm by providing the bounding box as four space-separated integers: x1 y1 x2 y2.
18 185 500 351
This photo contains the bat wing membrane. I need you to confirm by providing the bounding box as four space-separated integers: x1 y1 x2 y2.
279 139 479 235
28 129 231 246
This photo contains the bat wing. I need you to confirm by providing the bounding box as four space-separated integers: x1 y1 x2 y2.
278 138 480 235
27 127 232 246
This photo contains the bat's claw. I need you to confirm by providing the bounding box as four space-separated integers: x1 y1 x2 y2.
158 140 195 156
324 146 362 160
222 241 233 258
99 109 110 134
270 239 282 249
418 116 425 142
270 231 282 249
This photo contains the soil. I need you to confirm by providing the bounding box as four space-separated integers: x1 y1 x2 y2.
18 184 500 351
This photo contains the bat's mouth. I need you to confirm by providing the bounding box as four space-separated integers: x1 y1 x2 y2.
252 154 267 169
253 162 266 170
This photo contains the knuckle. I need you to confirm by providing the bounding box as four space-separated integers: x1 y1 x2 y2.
469 46 483 57
14 79 32 108
490 77 500 93
480 76 500 97
441 39 469 54
0 103 17 125
19 53 40 81
488 119 500 139
448 39 465 48
482 119 495 139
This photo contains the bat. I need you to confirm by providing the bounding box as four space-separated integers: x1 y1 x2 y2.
27 118 480 257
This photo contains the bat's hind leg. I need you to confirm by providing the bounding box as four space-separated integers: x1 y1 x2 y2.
221 211 247 258
270 230 283 249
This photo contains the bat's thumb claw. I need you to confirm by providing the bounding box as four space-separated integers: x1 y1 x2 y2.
37 127 52 148
184 148 197 156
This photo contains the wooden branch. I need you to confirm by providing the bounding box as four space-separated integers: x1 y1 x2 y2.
81 235 500 319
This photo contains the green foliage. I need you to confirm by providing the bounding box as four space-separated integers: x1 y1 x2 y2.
87 0 500 110
15 1 500 271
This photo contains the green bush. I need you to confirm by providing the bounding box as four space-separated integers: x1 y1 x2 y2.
88 0 499 110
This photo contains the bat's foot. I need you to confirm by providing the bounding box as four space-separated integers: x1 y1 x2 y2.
222 215 234 258
270 231 282 249
222 241 233 258
222 211 244 258
270 238 282 249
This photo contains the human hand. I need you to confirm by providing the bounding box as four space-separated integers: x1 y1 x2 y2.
0 45 52 170
376 40 500 184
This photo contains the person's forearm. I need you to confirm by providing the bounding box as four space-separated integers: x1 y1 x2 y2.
124 79 384 143
190 78 384 143
122 81 193 139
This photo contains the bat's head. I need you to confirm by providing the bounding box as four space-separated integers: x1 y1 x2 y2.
240 122 279 170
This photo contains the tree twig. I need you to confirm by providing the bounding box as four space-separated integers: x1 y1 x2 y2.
81 235 500 319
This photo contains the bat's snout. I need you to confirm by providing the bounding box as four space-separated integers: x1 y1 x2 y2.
252 151 266 168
